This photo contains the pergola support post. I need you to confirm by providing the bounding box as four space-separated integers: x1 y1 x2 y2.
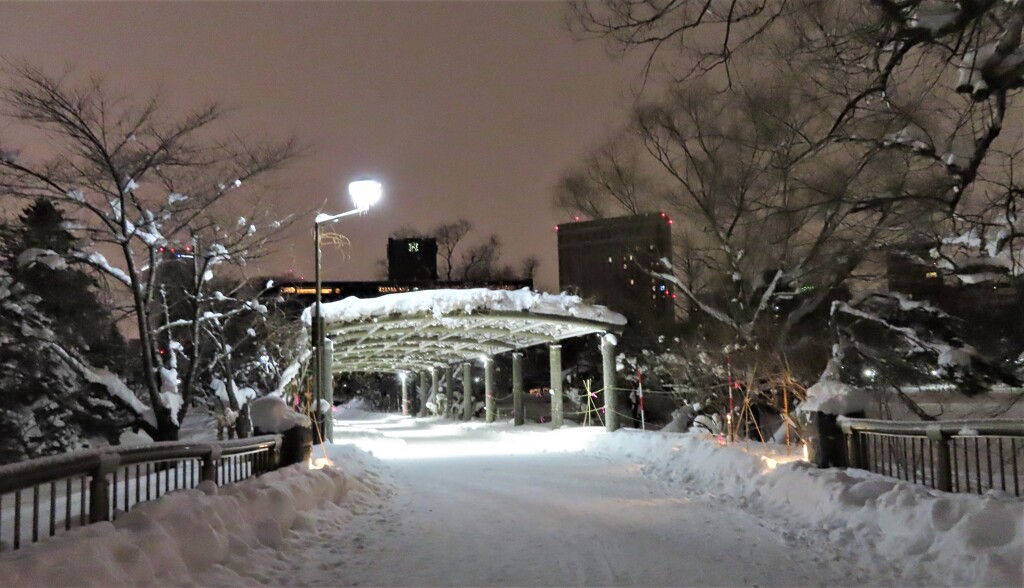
549 344 563 429
400 373 410 416
485 357 496 423
445 366 455 417
430 367 440 415
418 370 429 417
602 334 620 432
462 362 473 421
512 351 524 426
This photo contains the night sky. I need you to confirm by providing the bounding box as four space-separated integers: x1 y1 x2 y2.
0 2 643 291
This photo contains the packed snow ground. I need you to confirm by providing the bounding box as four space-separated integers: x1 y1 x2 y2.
1 402 1021 586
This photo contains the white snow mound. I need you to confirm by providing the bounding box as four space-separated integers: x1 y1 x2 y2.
592 430 1023 587
799 379 870 415
302 287 627 326
250 395 310 433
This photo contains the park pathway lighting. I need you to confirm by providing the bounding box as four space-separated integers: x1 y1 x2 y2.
314 179 383 442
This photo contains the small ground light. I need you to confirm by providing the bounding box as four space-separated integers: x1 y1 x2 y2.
862 368 877 379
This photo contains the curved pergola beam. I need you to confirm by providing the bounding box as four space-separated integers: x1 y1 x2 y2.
311 288 630 432
314 290 620 365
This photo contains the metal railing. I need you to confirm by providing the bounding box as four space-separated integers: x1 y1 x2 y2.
839 418 1024 497
0 435 282 553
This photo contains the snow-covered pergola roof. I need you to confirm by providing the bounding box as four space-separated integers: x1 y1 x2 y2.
302 288 627 374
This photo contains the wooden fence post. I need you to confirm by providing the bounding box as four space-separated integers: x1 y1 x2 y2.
201 446 223 484
89 453 121 523
927 425 952 492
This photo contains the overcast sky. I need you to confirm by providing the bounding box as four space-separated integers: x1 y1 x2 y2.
0 2 644 291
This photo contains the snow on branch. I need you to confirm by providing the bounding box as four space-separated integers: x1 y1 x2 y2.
70 251 133 287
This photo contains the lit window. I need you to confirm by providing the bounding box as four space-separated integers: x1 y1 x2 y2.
630 279 635 285
925 271 938 278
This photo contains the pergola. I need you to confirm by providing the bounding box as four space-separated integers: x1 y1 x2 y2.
304 288 627 434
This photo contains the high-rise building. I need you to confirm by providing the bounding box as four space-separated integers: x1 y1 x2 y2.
387 237 438 281
557 213 675 336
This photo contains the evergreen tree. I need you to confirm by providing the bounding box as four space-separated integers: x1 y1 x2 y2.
11 199 125 368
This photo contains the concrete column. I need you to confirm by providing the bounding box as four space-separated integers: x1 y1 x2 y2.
512 351 524 426
602 334 619 432
462 362 473 421
418 370 429 417
445 365 455 417
430 367 440 415
549 344 563 429
400 373 410 416
485 357 496 423
322 339 334 442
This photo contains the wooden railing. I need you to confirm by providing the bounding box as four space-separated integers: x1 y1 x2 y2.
0 435 283 552
839 418 1024 497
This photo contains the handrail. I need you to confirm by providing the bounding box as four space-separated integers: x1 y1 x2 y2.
0 435 282 495
837 418 1023 496
839 418 1024 437
0 430 312 554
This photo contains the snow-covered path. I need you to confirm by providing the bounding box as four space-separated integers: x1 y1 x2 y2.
5 409 1019 586
272 415 892 587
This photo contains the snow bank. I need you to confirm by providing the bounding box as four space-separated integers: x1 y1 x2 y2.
0 444 387 586
591 430 1023 587
302 287 627 326
333 397 378 421
249 395 310 433
799 379 870 415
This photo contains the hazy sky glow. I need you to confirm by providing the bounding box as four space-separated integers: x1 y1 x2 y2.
0 2 643 291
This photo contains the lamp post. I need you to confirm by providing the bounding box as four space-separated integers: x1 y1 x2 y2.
313 179 382 443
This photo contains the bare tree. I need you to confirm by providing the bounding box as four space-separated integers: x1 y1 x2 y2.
435 219 472 281
388 219 537 283
556 134 657 219
565 1 1024 393
0 66 299 440
570 0 1024 216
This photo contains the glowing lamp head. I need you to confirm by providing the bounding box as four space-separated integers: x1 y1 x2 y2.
348 179 383 210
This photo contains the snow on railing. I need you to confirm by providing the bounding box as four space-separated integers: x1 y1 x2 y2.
839 418 1024 497
0 435 283 553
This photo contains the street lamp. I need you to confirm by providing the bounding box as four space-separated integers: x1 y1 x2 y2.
313 178 382 443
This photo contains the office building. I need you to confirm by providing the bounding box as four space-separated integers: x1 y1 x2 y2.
557 213 675 336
